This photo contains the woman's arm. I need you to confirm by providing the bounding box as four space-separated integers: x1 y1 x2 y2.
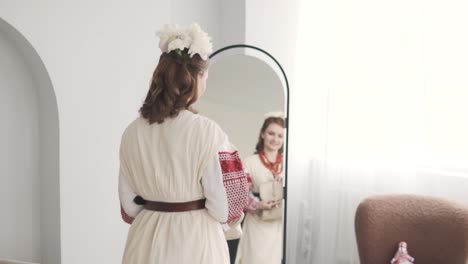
119 173 143 224
202 156 229 222
202 142 249 223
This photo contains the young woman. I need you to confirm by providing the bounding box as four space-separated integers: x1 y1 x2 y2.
235 114 285 264
118 23 249 264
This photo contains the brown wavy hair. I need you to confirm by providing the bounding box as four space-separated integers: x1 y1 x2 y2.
254 117 285 154
139 49 209 124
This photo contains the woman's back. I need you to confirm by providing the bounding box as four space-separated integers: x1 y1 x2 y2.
121 110 226 202
120 111 232 263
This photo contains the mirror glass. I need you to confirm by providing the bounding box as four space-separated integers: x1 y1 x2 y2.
195 49 288 264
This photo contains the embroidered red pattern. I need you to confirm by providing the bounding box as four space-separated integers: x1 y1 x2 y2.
219 151 249 223
245 192 259 214
121 204 134 224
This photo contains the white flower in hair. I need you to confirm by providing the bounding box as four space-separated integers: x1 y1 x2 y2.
264 111 285 119
168 37 191 53
156 23 212 60
187 23 213 60
157 24 182 53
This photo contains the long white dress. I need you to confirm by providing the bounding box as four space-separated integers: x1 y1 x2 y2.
235 154 283 264
118 110 248 264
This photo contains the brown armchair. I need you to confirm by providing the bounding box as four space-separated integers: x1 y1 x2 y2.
355 194 468 264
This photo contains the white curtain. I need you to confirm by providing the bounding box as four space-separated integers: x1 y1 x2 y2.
287 0 468 263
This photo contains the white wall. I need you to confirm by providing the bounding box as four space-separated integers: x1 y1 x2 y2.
169 0 224 50
0 14 60 263
219 0 246 47
168 0 245 50
245 0 300 86
0 22 41 263
1 16 62 264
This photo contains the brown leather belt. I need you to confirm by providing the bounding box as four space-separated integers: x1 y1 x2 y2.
143 199 206 212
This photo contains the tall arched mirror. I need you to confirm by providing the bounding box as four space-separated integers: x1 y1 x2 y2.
194 45 289 264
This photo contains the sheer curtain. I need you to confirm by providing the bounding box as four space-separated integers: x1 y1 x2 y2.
287 0 468 263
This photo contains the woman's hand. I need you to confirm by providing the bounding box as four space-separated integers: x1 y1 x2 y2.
257 200 280 210
273 173 283 182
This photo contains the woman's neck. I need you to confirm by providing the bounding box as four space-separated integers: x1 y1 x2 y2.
263 149 279 162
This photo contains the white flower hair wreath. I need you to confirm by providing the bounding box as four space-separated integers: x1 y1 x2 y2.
156 23 213 60
264 111 285 119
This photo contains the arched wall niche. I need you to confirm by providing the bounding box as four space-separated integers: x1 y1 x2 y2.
0 18 61 264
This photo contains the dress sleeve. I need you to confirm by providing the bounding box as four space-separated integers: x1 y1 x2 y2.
119 173 143 224
202 141 249 223
243 160 261 214
202 155 229 222
118 131 143 224
245 191 260 214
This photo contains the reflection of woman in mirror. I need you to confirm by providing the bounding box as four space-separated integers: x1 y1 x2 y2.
235 113 285 264
118 23 249 264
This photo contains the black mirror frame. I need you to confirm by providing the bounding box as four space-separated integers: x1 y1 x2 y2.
210 44 290 264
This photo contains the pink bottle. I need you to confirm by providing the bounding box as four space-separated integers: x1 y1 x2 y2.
390 242 415 264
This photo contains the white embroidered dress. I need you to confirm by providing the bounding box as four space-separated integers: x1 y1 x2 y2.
235 154 283 264
119 110 248 264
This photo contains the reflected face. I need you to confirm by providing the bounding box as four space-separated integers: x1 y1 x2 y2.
261 123 284 152
197 70 209 97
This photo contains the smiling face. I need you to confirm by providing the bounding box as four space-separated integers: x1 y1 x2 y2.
261 123 284 152
255 116 285 154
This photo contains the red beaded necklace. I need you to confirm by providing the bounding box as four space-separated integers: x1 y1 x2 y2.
258 151 283 175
